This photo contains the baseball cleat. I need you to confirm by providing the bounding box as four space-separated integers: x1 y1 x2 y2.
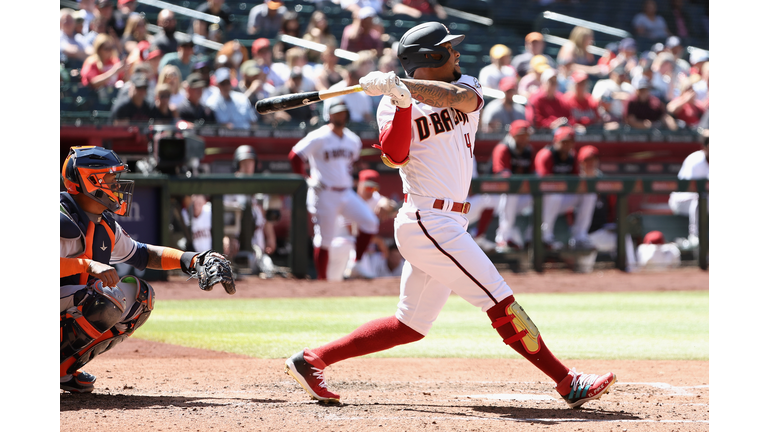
556 368 616 409
285 349 340 403
60 370 96 394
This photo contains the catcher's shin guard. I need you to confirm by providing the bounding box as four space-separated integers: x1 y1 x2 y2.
487 295 569 382
60 280 127 367
61 276 155 376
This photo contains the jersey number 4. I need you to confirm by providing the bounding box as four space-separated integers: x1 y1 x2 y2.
464 133 473 158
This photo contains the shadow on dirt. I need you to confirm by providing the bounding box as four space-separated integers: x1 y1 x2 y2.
471 405 640 422
60 394 286 411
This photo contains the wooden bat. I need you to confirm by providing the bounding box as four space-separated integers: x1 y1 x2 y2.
256 85 363 114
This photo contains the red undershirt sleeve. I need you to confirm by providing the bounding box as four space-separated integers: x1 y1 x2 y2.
288 150 306 176
374 105 412 168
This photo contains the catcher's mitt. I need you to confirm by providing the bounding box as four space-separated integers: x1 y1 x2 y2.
189 250 236 294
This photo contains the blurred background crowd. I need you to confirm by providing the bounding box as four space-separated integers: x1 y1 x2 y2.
60 0 709 134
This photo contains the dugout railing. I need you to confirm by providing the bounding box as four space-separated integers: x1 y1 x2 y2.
471 175 709 272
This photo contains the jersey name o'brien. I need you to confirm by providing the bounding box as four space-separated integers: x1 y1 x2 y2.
414 108 470 141
323 148 355 161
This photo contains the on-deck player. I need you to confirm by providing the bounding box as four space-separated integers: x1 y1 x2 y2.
288 99 379 280
284 21 616 409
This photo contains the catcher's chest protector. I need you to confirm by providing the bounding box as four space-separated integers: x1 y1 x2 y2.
60 193 117 287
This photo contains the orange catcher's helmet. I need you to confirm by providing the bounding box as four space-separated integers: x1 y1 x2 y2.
61 146 134 216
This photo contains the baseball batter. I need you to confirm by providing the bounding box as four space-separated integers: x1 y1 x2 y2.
285 22 615 409
60 146 233 394
288 100 379 280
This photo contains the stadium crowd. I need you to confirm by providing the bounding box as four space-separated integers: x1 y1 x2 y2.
60 0 709 278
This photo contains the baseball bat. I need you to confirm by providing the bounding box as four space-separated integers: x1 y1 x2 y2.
255 85 363 114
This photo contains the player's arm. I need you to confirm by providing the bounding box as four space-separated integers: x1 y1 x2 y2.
400 79 480 113
376 105 412 168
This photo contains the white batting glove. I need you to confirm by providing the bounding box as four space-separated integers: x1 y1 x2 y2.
388 82 412 109
360 71 400 97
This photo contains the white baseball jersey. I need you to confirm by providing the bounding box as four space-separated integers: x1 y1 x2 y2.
291 125 362 189
377 74 484 203
182 202 213 252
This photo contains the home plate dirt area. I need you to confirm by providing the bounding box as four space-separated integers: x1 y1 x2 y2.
60 268 709 432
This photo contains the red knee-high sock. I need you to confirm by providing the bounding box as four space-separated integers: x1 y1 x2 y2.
355 232 374 261
314 247 329 280
312 316 424 366
476 208 495 238
487 295 570 383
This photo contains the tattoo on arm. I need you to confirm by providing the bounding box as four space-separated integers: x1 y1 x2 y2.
401 79 476 109
146 245 166 270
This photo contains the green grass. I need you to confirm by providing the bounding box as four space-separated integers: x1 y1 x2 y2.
134 291 708 361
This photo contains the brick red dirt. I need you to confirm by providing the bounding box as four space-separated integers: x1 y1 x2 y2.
60 268 709 432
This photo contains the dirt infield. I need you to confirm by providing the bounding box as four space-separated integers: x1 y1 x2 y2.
60 268 709 431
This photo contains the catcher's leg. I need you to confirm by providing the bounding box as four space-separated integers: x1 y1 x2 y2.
61 276 155 383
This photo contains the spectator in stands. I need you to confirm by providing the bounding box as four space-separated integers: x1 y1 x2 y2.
158 64 186 112
563 71 602 129
592 63 634 122
650 52 679 103
312 41 345 91
152 9 178 56
80 33 127 90
111 0 136 37
341 0 385 15
215 40 250 83
61 9 89 66
636 231 681 270
664 36 690 74
661 0 694 44
596 90 622 130
625 77 678 130
111 72 153 125
517 55 551 99
272 11 302 63
481 76 526 133
177 72 217 125
248 0 286 38
206 67 258 130
479 44 517 90
512 32 556 78
251 38 288 88
97 0 120 39
668 136 708 247
666 76 705 128
149 83 176 124
390 0 447 19
278 47 315 92
692 61 708 102
78 0 97 36
526 68 572 130
322 51 376 125
302 10 337 64
270 67 320 126
121 13 148 56
559 26 608 77
79 8 107 49
340 6 383 56
159 34 195 80
688 48 708 75
615 38 639 72
534 126 597 250
597 42 618 70
190 0 233 41
632 0 670 42
239 60 275 105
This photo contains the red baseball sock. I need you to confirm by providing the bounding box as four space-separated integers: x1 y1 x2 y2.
475 208 494 238
314 247 329 280
355 232 374 261
487 295 570 383
313 316 424 366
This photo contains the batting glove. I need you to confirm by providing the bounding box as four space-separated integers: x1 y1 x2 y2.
360 71 400 97
388 82 412 109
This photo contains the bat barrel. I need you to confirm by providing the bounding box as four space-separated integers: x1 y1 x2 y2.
255 91 322 114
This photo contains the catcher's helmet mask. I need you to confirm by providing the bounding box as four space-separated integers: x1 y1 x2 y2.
397 22 465 77
62 146 135 216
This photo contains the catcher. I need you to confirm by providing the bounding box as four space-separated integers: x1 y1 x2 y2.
60 146 235 393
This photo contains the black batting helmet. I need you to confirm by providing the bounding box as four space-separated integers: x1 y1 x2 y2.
397 22 465 77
